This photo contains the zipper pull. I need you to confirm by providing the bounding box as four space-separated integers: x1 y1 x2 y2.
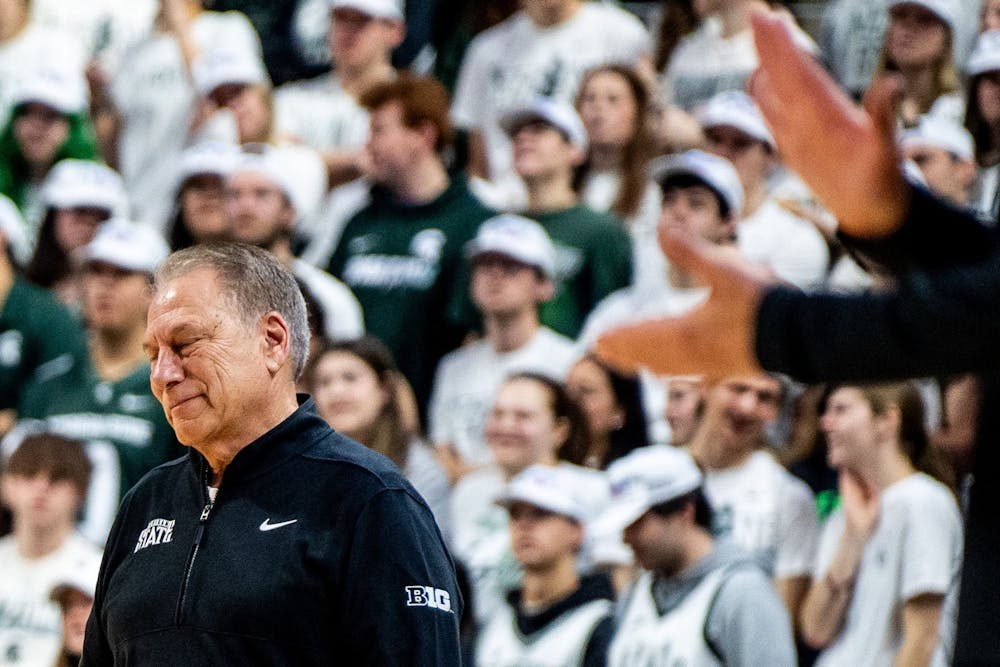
199 502 214 523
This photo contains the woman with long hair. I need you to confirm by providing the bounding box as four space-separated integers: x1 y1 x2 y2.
301 336 450 534
565 354 650 469
166 142 239 251
873 0 963 126
800 381 961 666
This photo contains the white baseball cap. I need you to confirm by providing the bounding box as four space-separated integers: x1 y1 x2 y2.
49 552 101 605
79 219 169 274
499 97 589 152
967 30 1000 76
699 90 775 149
12 64 88 115
650 149 745 217
0 194 30 265
595 445 703 535
229 145 327 223
192 49 270 98
466 214 556 279
43 160 129 218
496 465 592 525
329 0 404 20
888 0 957 32
175 141 240 192
900 114 975 161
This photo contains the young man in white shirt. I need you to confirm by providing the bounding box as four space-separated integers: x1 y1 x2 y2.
476 464 615 667
0 433 103 667
688 375 820 629
429 214 574 482
601 445 796 666
699 90 829 290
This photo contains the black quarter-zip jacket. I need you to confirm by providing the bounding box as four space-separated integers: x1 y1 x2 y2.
81 398 462 666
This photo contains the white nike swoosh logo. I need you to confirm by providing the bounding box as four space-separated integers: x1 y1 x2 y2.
259 518 298 532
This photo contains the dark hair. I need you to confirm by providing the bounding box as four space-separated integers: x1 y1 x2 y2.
965 74 1000 167
654 0 701 72
574 64 655 220
575 354 650 468
360 75 454 152
660 173 730 219
24 206 112 288
3 432 91 498
505 371 591 466
301 336 412 468
649 488 713 530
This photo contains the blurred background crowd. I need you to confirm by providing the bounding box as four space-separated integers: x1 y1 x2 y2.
0 0 990 664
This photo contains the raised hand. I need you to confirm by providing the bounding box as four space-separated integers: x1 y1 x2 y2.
748 10 909 240
594 227 773 380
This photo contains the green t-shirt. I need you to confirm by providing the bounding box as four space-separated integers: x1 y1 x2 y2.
15 356 182 544
0 277 87 409
329 177 494 410
526 205 633 338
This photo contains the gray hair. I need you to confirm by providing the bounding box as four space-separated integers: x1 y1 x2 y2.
153 244 310 379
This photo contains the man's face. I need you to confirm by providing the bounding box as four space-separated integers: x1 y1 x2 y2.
703 376 782 453
145 268 274 449
327 8 402 70
659 184 733 244
511 121 581 182
366 101 429 189
507 502 582 570
82 262 152 336
703 124 769 195
903 144 975 205
224 171 294 249
622 509 687 575
471 254 548 317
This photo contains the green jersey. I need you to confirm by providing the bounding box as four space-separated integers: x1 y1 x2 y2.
527 205 633 338
0 277 87 409
14 357 181 545
329 176 494 410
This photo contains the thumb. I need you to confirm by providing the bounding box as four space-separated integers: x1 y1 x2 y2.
862 75 903 146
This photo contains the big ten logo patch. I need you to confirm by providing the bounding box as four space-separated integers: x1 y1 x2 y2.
405 585 453 613
134 518 175 553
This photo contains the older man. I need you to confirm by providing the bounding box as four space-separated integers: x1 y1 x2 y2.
81 244 461 665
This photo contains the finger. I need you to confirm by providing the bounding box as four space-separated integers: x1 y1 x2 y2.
657 227 729 286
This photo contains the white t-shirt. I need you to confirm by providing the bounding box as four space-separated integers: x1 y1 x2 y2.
291 259 364 342
451 5 649 204
428 327 575 467
663 16 814 113
110 11 260 230
738 197 830 291
0 533 102 667
273 73 370 153
704 450 819 579
581 171 665 292
0 24 85 123
814 473 962 667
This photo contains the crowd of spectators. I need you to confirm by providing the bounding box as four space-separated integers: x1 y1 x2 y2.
0 0 989 664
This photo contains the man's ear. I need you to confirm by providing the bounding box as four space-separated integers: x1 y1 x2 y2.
261 312 291 375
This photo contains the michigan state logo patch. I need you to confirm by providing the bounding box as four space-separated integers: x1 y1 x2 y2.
134 518 175 553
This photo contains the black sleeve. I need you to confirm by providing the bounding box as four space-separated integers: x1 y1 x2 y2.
80 495 131 666
341 488 463 666
581 615 614 667
756 243 1000 383
839 184 999 274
